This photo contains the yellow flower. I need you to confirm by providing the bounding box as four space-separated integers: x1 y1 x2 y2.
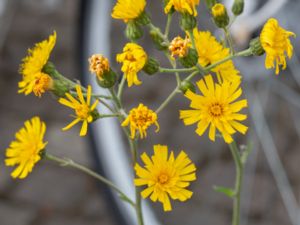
111 0 146 23
180 75 248 143
121 103 159 139
135 144 196 211
169 36 191 57
5 117 47 179
19 32 56 97
116 43 147 87
193 29 240 82
89 54 110 79
59 85 99 136
260 18 296 75
211 3 226 17
165 0 200 16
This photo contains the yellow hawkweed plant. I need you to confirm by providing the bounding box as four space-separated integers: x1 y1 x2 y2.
260 18 296 75
111 0 146 23
180 75 248 143
116 43 147 87
165 0 200 16
193 29 240 82
5 117 47 179
122 103 159 139
134 145 196 211
19 32 56 97
59 85 99 136
6 2 298 225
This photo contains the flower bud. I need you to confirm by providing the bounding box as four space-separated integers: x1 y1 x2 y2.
143 57 160 75
179 48 198 68
180 80 196 93
125 21 143 41
180 13 197 31
249 37 265 56
150 29 168 50
232 0 244 16
205 0 217 9
212 3 229 28
89 54 117 88
136 11 151 26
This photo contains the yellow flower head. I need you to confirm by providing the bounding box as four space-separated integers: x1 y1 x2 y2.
111 0 146 23
19 32 56 97
169 36 191 57
89 54 110 80
180 75 248 143
116 43 147 87
211 3 226 17
121 103 159 139
135 144 196 211
260 18 296 75
193 29 240 82
5 117 47 179
165 0 200 16
59 85 99 136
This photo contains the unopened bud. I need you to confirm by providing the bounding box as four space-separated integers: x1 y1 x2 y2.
180 13 197 31
212 3 229 28
143 57 159 75
249 37 265 56
232 0 244 16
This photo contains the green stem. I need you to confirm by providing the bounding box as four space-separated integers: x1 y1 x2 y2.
164 13 173 37
70 91 112 100
185 70 201 81
117 75 127 100
204 48 252 73
99 114 121 119
156 86 180 114
148 23 169 45
159 67 197 73
109 88 122 109
224 27 235 54
228 141 243 225
45 153 135 207
129 139 144 225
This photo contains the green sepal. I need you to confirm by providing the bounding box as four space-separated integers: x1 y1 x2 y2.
180 13 197 31
135 11 151 26
180 80 196 93
143 57 160 75
96 69 117 88
249 37 265 56
179 48 198 68
125 21 143 41
150 29 168 50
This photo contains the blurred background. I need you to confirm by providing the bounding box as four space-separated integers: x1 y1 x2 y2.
1 0 300 225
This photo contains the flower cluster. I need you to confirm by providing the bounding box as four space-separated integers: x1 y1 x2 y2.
4 0 297 221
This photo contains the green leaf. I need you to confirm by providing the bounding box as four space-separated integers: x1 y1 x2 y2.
213 185 235 198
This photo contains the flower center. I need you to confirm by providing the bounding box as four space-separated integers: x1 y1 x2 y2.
33 73 52 97
158 173 169 184
75 104 90 119
209 103 224 117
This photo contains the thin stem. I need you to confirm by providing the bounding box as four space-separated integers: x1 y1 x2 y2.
99 114 121 119
148 23 169 45
224 27 235 54
45 153 135 207
185 70 201 81
70 91 112 100
159 67 197 73
164 51 181 85
229 141 243 225
204 48 252 73
164 13 173 37
109 88 122 109
129 139 144 225
117 75 127 100
156 87 180 114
